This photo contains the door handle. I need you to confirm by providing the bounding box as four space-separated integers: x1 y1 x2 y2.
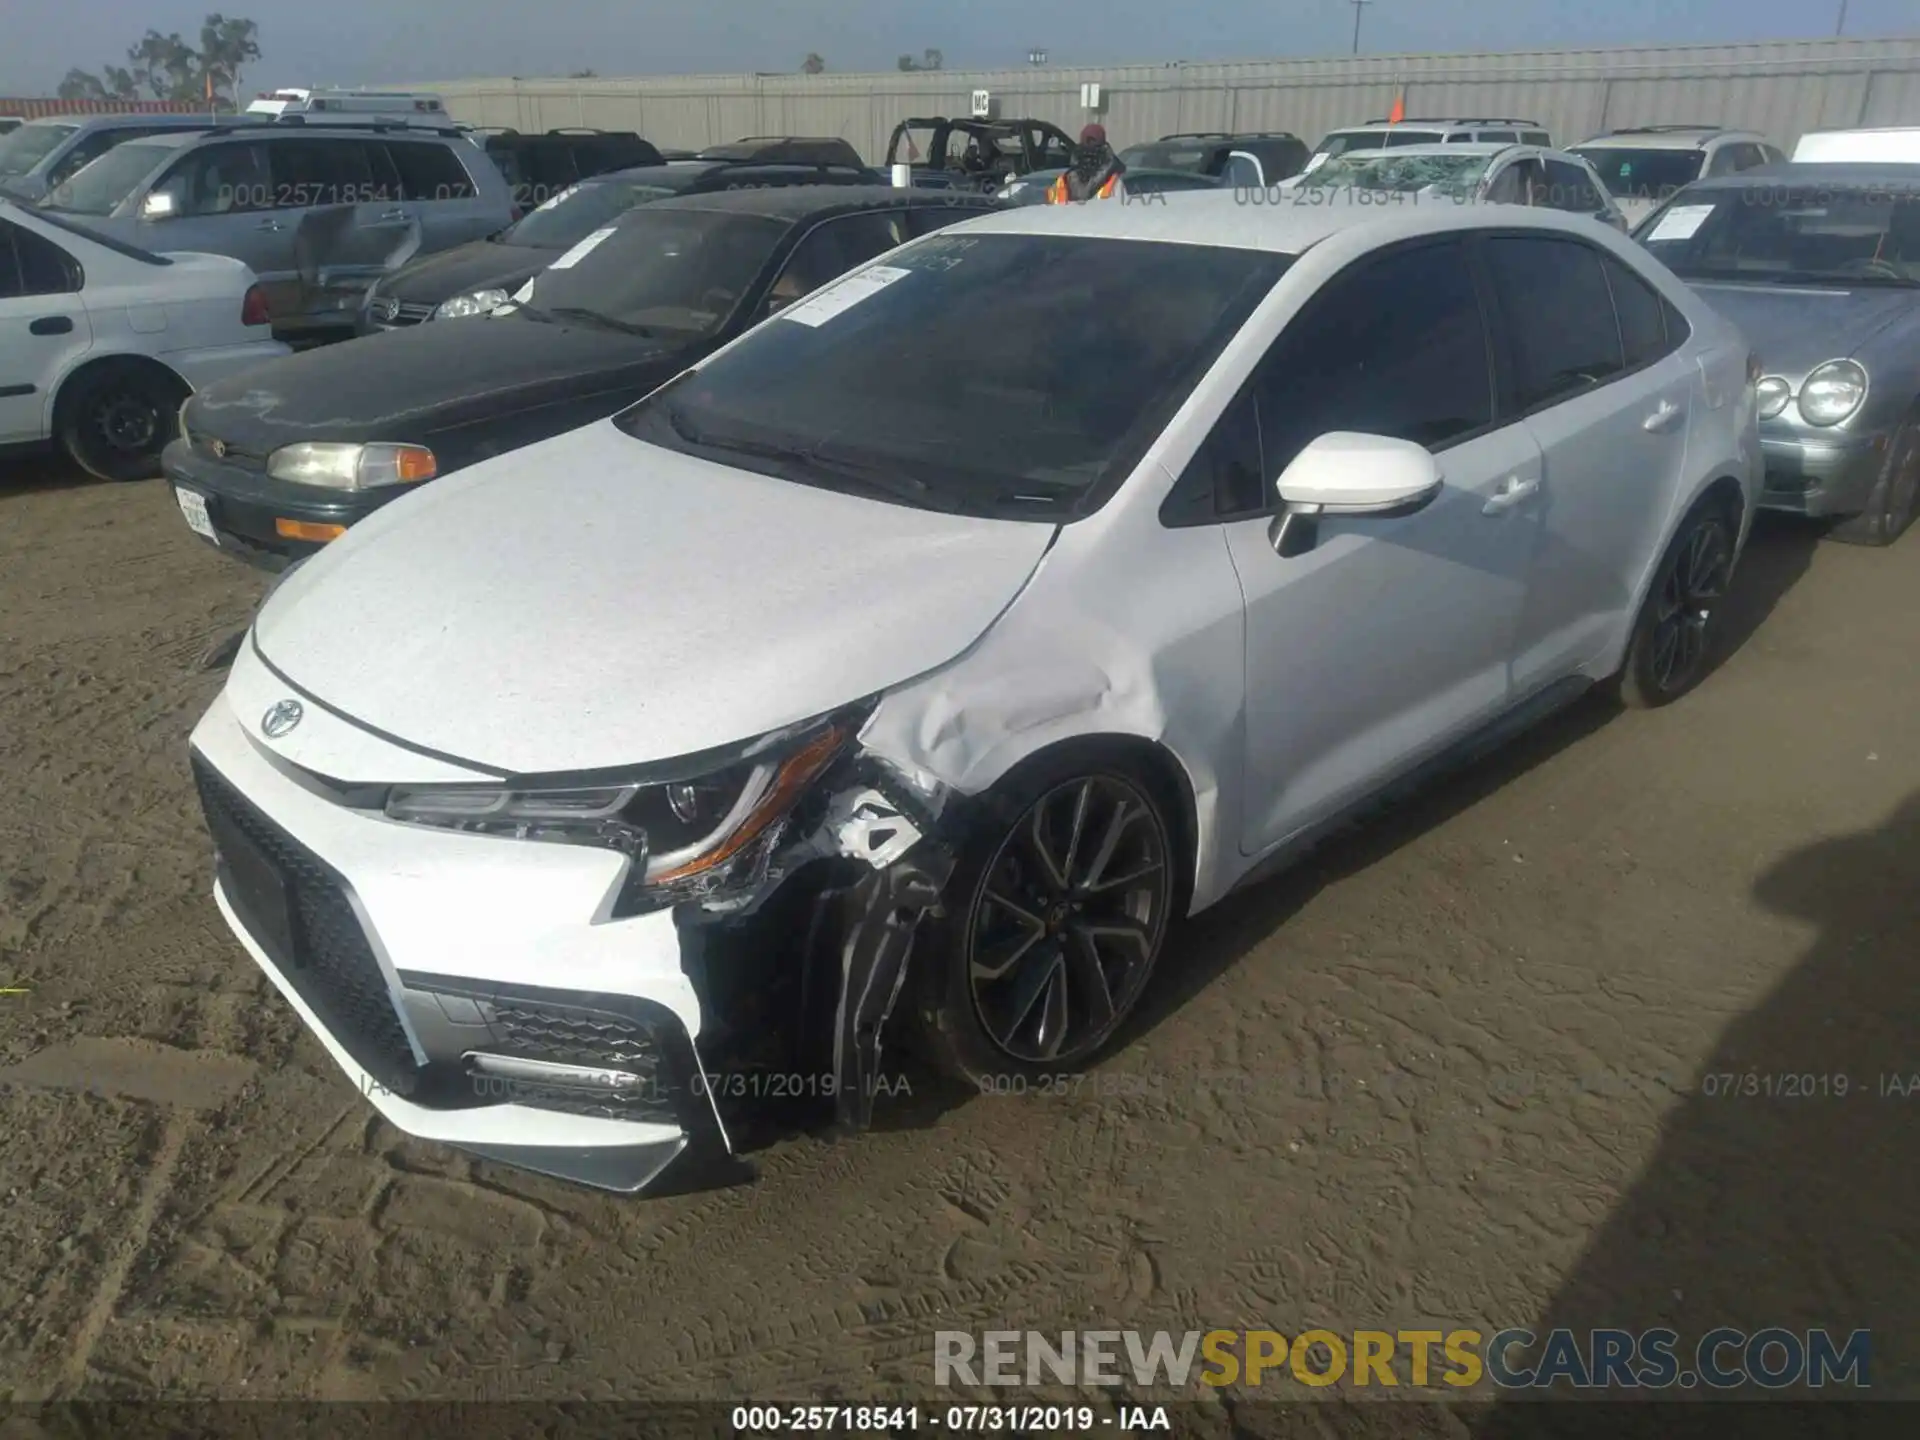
375 207 407 221
1643 399 1685 432
1483 475 1539 514
29 316 74 336
255 217 284 231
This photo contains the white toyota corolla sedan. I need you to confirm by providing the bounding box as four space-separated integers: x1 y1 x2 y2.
189 192 1760 1194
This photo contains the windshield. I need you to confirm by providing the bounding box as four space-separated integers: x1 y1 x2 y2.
1118 143 1216 173
1639 182 1920 286
42 141 172 214
1300 151 1492 196
614 233 1289 522
0 123 78 178
1572 147 1704 201
521 208 786 338
502 179 682 247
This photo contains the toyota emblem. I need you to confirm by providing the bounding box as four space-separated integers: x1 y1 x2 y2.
210 438 227 458
261 699 304 738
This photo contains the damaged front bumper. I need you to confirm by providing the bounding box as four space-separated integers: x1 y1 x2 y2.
187 659 957 1196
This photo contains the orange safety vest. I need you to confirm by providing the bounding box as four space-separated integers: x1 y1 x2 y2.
1047 172 1120 203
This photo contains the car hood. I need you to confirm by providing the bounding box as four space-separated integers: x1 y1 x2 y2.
252 420 1059 774
186 313 688 451
376 237 553 306
1684 282 1918 380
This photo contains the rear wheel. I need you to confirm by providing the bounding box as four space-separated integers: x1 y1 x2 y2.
1617 497 1736 709
914 760 1175 1085
58 363 187 483
1828 410 1920 548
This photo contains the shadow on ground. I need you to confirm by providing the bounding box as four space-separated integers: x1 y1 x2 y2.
1465 790 1920 1432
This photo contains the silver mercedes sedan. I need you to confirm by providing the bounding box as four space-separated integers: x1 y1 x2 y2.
1637 161 1920 547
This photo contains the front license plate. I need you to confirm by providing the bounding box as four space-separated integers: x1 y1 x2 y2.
175 486 217 542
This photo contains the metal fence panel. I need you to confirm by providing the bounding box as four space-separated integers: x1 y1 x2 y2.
411 36 1920 160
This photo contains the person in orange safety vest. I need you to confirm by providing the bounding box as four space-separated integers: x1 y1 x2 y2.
1047 123 1126 203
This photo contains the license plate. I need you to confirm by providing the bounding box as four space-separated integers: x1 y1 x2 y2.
206 803 298 965
175 486 217 542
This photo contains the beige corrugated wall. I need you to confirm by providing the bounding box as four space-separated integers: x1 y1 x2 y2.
409 35 1920 161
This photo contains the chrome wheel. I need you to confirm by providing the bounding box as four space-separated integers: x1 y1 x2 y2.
1648 516 1730 695
966 775 1170 1065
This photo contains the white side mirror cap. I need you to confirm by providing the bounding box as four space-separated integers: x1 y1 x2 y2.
140 192 177 220
1274 431 1442 514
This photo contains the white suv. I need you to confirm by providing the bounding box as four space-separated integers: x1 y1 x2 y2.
189 194 1760 1194
1308 117 1553 172
1571 125 1784 228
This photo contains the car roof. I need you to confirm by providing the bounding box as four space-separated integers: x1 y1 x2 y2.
101 124 468 153
957 186 1609 253
634 184 1001 221
1330 142 1515 158
1576 128 1758 149
20 112 246 132
1678 160 1920 190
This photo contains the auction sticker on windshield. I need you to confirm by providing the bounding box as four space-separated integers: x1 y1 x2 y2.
779 264 911 327
1647 204 1716 242
548 227 617 269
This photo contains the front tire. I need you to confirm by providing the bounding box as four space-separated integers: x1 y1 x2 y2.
58 363 187 483
914 759 1176 1085
1828 411 1920 548
1617 497 1736 709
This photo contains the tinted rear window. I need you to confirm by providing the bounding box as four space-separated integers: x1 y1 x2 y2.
387 141 476 200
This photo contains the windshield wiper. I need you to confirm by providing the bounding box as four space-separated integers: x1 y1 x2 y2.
547 306 660 337
662 405 950 508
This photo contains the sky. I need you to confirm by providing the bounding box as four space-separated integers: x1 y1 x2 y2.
4 0 1913 96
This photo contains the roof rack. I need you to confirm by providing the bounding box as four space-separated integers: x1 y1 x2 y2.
269 114 466 135
547 126 607 135
1159 131 1232 140
1607 123 1725 134
1363 116 1540 126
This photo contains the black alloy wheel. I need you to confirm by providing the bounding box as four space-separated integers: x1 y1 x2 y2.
963 775 1171 1066
1831 414 1920 548
1619 502 1734 708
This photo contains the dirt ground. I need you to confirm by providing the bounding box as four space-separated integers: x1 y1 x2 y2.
1 456 1916 1412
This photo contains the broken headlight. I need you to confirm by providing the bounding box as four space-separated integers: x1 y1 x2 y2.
382 718 855 910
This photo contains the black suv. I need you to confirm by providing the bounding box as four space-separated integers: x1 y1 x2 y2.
1117 132 1311 187
361 146 884 332
469 128 664 211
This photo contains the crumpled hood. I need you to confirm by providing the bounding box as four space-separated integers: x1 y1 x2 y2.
253 420 1058 775
186 314 681 451
1686 282 1917 380
376 238 551 307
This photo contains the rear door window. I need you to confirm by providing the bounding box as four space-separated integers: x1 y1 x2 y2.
387 140 477 201
1382 130 1444 148
1479 130 1519 144
1484 234 1626 410
268 138 379 206
1604 255 1679 370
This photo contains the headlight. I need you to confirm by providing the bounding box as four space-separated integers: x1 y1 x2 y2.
434 288 510 320
1755 376 1791 420
266 442 436 490
382 717 856 912
1797 359 1868 426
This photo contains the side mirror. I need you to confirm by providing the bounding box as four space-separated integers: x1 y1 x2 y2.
1267 431 1443 557
140 191 177 221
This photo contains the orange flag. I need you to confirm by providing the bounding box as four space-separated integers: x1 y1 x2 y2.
1387 93 1406 124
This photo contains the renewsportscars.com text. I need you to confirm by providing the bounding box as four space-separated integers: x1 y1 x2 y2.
934 1327 1870 1390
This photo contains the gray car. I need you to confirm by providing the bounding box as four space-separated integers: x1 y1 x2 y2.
34 123 514 339
0 113 268 203
1636 162 1920 546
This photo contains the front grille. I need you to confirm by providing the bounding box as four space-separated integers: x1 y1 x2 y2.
192 755 421 1096
371 298 435 327
474 999 676 1123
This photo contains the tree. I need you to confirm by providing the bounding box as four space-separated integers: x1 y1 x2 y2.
63 13 260 107
896 48 944 71
801 53 826 74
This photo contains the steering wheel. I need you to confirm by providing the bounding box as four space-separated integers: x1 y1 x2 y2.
1839 256 1904 280
699 286 740 313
